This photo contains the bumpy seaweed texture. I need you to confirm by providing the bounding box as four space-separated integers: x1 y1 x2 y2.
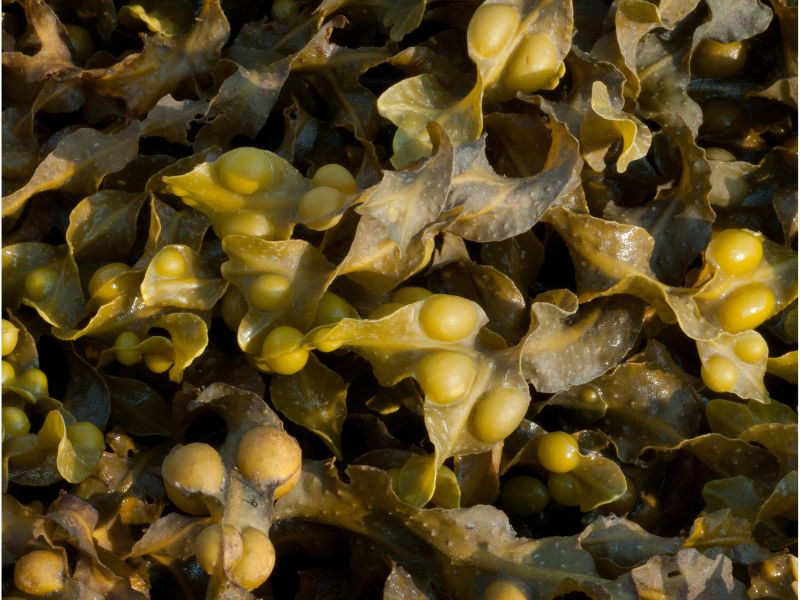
1 0 797 598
